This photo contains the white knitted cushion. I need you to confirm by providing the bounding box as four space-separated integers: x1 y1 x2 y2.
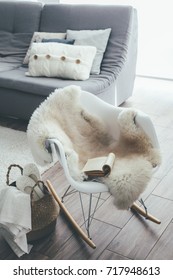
26 43 97 80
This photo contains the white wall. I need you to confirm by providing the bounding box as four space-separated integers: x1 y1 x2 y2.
39 0 59 4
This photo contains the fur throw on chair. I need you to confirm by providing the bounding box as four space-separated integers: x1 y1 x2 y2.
27 85 161 209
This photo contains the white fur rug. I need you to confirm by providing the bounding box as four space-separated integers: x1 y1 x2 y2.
27 85 161 210
0 126 48 189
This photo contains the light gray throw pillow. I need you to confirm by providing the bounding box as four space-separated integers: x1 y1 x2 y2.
66 28 111 74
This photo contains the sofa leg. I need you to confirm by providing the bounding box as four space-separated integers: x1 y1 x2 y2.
131 202 161 224
46 180 96 249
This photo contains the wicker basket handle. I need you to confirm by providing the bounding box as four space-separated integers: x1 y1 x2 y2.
30 180 47 205
6 164 23 186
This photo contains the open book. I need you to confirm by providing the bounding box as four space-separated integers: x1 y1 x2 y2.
82 152 115 177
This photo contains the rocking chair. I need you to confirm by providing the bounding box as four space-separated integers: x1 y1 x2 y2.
27 85 161 249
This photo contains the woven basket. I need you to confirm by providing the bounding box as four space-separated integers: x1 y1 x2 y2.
6 164 60 242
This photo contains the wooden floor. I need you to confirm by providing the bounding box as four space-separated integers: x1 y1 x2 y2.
1 76 173 260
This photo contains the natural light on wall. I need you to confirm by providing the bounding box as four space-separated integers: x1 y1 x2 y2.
60 0 173 80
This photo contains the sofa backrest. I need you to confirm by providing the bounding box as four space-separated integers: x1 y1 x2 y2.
0 1 42 33
0 1 43 62
39 4 137 76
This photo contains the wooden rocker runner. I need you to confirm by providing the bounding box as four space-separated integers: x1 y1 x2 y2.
46 180 96 249
46 180 160 249
131 202 161 224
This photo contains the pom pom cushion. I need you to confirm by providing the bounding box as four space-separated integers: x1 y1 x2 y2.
26 43 97 80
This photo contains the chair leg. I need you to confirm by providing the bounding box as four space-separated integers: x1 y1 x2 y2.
61 185 77 202
46 180 96 249
78 192 101 240
131 202 161 224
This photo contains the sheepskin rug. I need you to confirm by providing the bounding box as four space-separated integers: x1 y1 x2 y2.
27 85 161 209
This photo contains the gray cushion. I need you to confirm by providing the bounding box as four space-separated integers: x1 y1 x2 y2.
42 38 75 44
0 31 33 59
0 1 42 73
67 29 111 74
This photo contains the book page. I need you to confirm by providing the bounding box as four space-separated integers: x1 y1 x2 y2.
104 153 115 168
102 152 115 175
82 153 115 177
82 156 107 173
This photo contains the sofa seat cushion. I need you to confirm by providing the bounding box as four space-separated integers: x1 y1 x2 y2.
0 61 21 72
0 67 114 97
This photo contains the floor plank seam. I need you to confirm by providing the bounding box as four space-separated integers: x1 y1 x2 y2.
145 221 172 260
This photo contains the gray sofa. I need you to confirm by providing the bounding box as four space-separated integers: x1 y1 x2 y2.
0 1 138 120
